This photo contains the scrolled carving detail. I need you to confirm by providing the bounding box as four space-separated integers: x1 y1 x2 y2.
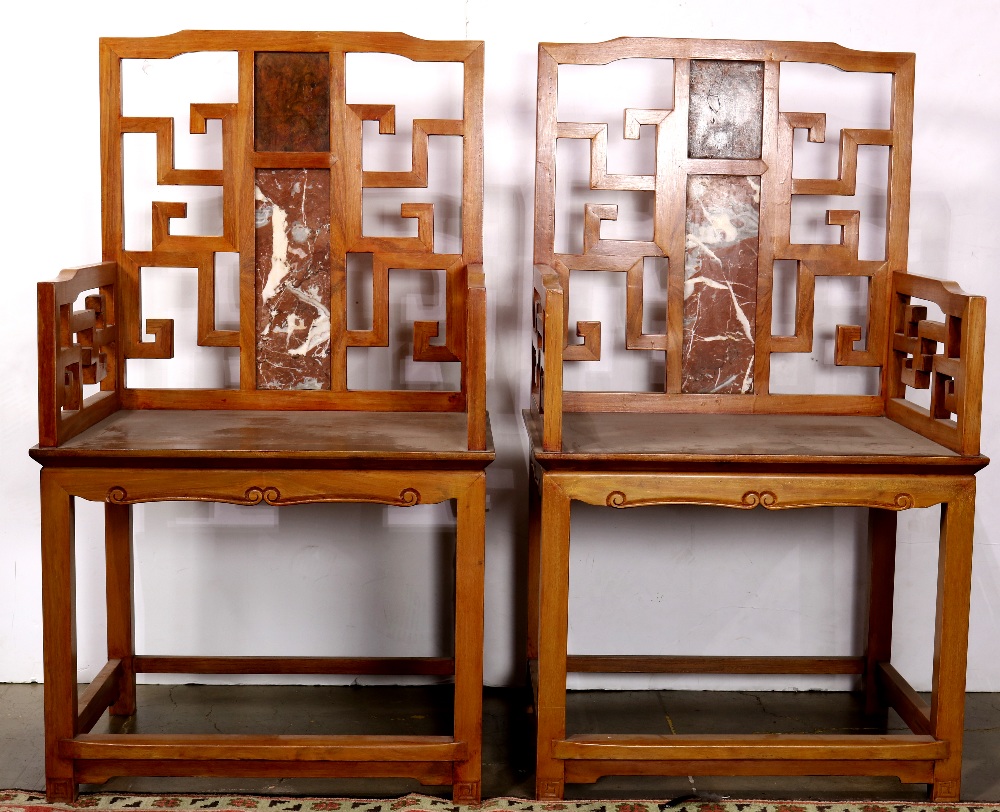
105 485 422 507
104 485 421 507
601 487 916 512
399 488 421 506
741 490 778 508
245 486 281 505
108 485 280 506
249 486 421 507
605 489 780 509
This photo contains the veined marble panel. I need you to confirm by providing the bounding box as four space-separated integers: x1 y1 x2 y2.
255 169 332 390
683 174 760 394
254 51 331 153
688 60 764 160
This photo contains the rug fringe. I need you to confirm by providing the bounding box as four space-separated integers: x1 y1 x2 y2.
2 791 998 812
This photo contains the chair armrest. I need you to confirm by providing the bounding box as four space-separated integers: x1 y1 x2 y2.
886 271 986 455
37 262 121 447
465 264 488 450
532 264 565 451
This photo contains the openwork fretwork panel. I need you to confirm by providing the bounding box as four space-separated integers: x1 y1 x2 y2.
102 31 483 408
47 267 118 409
887 272 986 455
534 39 914 412
36 263 120 445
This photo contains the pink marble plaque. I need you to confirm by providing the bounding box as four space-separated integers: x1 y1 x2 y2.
683 174 759 394
254 169 332 390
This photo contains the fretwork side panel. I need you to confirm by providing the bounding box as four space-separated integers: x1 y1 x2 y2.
37 264 121 446
535 39 914 411
886 272 986 455
102 31 484 409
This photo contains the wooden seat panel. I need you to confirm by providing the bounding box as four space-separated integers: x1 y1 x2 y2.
33 410 493 464
525 411 985 467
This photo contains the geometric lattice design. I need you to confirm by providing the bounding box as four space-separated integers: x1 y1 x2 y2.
771 115 893 371
100 32 483 408
896 302 957 397
886 272 986 454
533 40 913 412
55 275 117 411
36 262 120 446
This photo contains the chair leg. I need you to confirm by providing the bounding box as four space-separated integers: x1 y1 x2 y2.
929 482 976 802
535 475 570 800
40 472 78 802
452 473 486 804
526 465 541 661
105 502 136 717
864 508 897 715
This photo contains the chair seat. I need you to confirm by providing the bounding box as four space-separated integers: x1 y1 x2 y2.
524 410 986 471
31 410 494 468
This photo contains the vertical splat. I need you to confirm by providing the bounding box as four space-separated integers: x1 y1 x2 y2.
254 169 332 390
683 174 760 394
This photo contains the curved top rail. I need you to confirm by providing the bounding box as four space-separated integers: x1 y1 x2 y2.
540 37 913 73
102 30 483 62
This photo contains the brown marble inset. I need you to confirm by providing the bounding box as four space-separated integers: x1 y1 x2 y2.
688 60 764 160
683 174 760 394
255 169 332 390
254 52 331 152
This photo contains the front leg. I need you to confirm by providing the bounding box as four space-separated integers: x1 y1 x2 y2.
929 481 976 801
452 473 486 803
40 471 79 802
535 474 571 800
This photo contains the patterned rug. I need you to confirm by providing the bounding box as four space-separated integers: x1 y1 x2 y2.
2 793 1000 812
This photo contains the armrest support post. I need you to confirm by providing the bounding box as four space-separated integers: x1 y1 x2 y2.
534 265 564 452
465 264 487 450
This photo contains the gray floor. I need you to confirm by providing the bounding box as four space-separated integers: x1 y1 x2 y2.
1 684 998 801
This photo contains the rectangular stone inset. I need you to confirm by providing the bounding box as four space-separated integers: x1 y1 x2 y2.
688 60 764 160
683 175 760 394
254 52 331 152
255 169 332 390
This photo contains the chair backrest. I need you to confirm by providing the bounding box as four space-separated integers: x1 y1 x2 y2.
531 38 924 420
38 30 486 448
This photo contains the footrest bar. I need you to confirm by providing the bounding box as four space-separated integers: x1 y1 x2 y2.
64 734 466 762
134 655 455 676
565 655 864 675
563 758 936 784
75 759 455 784
553 733 946 761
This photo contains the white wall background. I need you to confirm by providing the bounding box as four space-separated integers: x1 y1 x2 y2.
1 0 998 694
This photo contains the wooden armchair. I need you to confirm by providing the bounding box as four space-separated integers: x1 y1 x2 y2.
30 31 490 804
524 38 988 801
